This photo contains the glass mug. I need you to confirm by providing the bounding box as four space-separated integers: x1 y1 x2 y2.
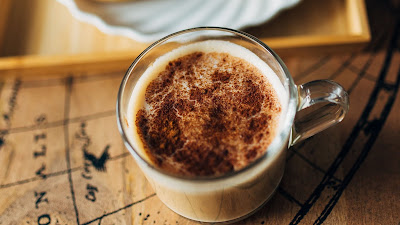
117 27 349 223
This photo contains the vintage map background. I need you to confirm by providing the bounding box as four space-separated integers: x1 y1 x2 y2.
0 2 399 225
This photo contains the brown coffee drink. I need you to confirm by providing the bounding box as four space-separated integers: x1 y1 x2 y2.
129 40 283 177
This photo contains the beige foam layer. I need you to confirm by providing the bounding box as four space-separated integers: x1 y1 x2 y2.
127 40 288 163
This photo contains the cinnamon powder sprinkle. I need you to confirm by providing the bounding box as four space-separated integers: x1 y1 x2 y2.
135 52 281 176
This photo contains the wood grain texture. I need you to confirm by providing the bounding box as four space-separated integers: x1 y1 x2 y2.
0 34 399 225
0 0 12 53
0 0 399 224
0 0 369 58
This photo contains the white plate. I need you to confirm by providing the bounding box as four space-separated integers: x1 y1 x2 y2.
57 0 301 42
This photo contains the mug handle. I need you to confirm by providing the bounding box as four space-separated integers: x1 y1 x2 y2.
290 80 349 146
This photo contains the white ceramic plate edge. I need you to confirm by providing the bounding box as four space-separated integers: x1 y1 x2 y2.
56 0 301 43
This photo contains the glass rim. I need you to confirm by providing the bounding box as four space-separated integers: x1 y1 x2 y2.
116 27 298 182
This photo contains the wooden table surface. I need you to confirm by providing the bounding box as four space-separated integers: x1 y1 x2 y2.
0 0 399 224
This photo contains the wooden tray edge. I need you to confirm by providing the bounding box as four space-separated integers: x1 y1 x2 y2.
0 52 138 76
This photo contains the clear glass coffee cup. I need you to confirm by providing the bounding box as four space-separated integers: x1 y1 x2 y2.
116 27 349 223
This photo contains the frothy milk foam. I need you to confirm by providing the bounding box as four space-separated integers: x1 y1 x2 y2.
126 40 288 222
127 40 287 164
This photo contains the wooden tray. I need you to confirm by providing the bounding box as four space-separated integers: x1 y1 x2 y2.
0 0 370 74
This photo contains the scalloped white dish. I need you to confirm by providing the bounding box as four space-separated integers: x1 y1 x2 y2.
57 0 301 42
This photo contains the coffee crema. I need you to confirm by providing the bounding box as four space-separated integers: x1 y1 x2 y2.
128 41 284 176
